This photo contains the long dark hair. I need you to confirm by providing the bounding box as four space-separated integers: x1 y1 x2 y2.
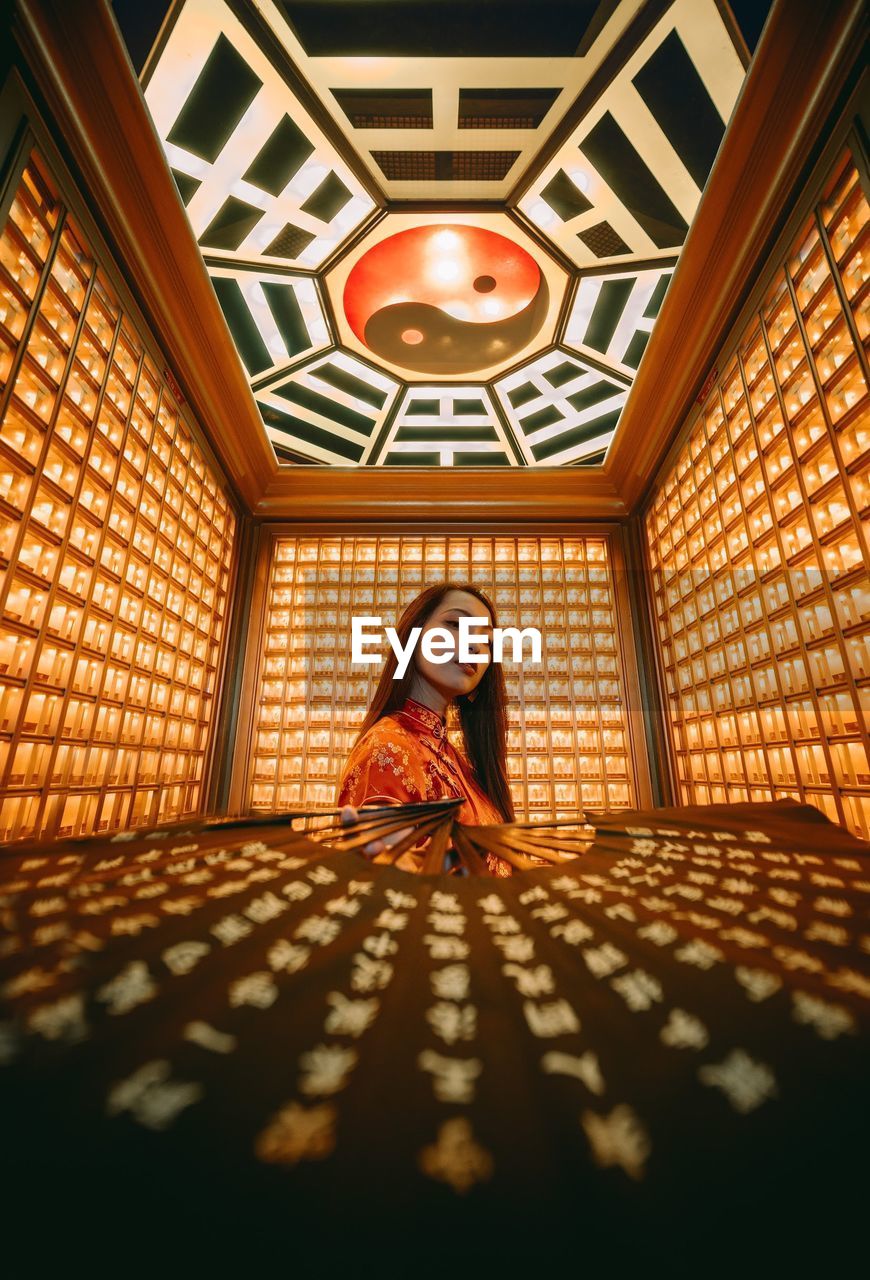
354 581 515 822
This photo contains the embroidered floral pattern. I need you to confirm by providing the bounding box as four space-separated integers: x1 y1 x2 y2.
337 699 509 875
398 698 448 740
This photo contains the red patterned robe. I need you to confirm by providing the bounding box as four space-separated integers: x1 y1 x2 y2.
338 697 511 876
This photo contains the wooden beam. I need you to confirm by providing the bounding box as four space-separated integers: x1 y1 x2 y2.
257 465 627 522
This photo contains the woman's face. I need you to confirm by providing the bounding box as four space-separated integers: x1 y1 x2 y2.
412 589 493 703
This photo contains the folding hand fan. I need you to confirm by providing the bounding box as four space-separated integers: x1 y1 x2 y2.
0 798 866 1270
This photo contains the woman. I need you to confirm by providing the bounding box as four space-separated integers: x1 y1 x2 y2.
338 582 514 876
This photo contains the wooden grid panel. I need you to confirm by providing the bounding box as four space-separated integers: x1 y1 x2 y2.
0 152 237 841
644 147 870 837
247 534 638 820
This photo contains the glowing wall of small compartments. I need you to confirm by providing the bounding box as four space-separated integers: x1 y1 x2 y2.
249 536 637 820
645 147 870 837
0 153 236 841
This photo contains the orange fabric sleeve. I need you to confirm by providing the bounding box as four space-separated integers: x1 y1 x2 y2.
337 721 428 810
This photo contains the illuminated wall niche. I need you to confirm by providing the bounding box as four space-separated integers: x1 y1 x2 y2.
645 146 869 837
0 152 237 840
244 534 644 821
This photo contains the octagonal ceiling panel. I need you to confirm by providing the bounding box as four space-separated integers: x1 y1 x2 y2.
325 213 568 382
495 349 629 466
143 0 377 270
256 351 399 464
518 0 746 269
378 387 517 467
563 265 674 378
252 0 646 202
208 265 330 382
129 0 761 468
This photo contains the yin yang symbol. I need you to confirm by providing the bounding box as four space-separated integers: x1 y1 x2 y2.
342 224 549 375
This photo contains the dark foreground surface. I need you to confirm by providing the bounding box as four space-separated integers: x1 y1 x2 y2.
1 799 867 1270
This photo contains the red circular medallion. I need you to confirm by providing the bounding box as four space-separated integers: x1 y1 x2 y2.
343 224 548 375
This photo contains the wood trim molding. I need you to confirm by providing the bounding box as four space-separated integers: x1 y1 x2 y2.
8 0 865 524
225 525 273 816
620 515 675 807
248 519 627 536
606 0 867 511
257 466 627 521
607 527 655 810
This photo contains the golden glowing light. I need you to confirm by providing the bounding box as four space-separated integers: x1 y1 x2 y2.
431 258 461 284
